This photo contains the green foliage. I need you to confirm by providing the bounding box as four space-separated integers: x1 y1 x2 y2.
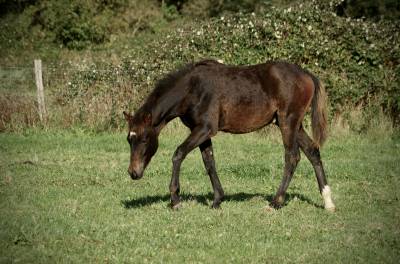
161 1 180 21
208 0 268 17
0 0 163 50
56 0 399 129
171 0 296 18
336 0 400 21
30 1 110 49
0 0 37 15
56 4 107 49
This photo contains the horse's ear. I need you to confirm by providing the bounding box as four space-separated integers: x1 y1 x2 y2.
143 112 152 125
123 111 132 121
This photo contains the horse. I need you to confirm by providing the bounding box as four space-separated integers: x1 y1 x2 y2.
123 59 335 212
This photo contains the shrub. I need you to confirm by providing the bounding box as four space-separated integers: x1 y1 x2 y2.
29 1 109 49
56 0 398 130
0 0 163 50
1 0 398 131
336 0 400 21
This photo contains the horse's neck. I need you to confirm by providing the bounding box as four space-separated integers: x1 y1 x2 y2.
145 90 183 134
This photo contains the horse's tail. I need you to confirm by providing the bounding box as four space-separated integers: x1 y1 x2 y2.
310 75 328 148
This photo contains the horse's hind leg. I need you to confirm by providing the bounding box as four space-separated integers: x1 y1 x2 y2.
270 113 301 209
297 126 335 211
200 139 224 208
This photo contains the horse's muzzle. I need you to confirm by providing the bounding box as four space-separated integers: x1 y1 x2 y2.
128 170 143 180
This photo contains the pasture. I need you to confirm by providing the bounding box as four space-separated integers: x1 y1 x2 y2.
1 127 399 263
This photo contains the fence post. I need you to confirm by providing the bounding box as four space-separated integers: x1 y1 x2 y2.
34 59 47 123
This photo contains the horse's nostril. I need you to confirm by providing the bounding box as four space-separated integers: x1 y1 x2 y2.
128 170 139 180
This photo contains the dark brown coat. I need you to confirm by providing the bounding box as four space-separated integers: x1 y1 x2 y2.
124 59 334 211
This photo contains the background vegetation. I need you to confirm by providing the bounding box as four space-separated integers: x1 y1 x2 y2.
0 0 399 132
1 1 399 262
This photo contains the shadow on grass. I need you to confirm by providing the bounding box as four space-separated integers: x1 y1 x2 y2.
122 192 323 209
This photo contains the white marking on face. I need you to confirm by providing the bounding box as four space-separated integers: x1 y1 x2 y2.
129 131 136 137
322 185 335 212
209 151 213 156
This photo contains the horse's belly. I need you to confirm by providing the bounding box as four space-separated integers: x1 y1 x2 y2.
219 103 276 133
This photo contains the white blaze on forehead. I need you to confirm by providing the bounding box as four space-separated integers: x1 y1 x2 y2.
322 185 335 212
129 131 137 137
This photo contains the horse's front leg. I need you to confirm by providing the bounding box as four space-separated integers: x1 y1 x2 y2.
170 125 212 209
200 139 224 208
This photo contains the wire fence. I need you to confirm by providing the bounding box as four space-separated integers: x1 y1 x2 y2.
0 61 145 131
0 64 125 91
0 66 35 92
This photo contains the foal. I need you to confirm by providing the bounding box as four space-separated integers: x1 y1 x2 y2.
123 59 335 211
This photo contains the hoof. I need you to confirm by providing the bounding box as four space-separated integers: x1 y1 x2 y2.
325 206 336 212
270 201 283 210
211 203 221 209
264 205 276 212
270 195 284 210
171 203 182 210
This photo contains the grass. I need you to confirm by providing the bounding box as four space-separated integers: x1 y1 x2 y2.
0 127 399 263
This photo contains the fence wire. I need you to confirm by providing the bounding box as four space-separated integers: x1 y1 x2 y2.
0 64 124 94
0 62 137 130
0 66 36 92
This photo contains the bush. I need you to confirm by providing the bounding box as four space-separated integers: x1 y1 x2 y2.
30 1 109 49
55 0 398 130
1 0 398 131
336 0 400 21
0 0 163 50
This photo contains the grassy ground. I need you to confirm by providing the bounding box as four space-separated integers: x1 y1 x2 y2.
0 127 399 263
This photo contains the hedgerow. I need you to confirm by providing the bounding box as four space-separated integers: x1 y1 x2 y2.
59 0 399 130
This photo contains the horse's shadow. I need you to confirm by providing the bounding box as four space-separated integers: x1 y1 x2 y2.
122 192 323 209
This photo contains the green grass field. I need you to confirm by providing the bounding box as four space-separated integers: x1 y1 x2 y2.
1 128 399 263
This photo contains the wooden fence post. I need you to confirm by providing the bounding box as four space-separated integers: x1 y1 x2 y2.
34 59 47 123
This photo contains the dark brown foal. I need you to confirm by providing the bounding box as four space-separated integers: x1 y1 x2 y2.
123 59 335 211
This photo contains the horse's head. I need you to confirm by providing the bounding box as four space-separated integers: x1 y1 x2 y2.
123 111 159 180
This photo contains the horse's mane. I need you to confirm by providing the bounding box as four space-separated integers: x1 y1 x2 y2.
145 62 195 105
146 60 222 103
140 60 222 115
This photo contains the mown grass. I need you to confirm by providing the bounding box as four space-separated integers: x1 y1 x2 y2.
0 127 399 263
